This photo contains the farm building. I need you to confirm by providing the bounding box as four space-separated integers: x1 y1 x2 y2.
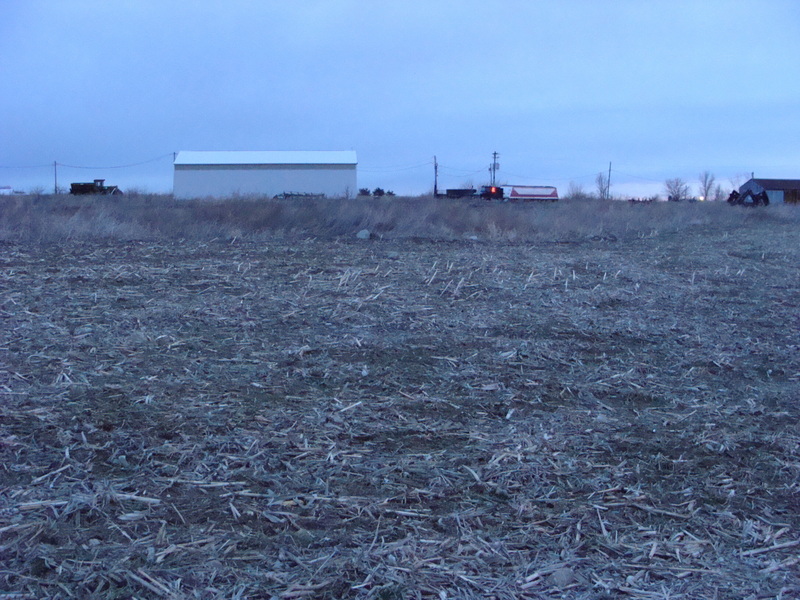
739 178 800 204
173 151 358 199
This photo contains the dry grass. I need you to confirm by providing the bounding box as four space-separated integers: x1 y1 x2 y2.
1 196 799 598
2 194 799 243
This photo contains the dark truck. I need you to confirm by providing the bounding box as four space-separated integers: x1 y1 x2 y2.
69 179 123 195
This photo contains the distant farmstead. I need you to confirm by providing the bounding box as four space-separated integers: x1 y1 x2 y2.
173 151 358 200
739 178 800 204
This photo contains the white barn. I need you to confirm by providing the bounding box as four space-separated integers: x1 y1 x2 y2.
173 150 357 199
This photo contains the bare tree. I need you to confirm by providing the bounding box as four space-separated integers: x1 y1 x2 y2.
713 184 726 202
729 172 749 192
567 181 590 200
698 171 715 201
665 178 690 201
595 172 610 200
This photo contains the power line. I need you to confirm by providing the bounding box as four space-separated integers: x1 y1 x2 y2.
563 172 602 182
611 169 664 183
0 153 174 171
499 170 597 183
0 163 52 169
358 160 432 173
438 166 486 176
56 153 174 169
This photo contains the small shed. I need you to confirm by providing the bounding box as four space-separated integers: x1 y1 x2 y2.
739 178 800 204
173 151 358 200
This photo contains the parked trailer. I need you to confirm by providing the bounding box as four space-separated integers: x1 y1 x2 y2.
502 185 558 201
444 188 479 198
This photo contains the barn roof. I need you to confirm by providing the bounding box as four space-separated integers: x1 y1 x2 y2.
750 178 800 191
174 151 357 166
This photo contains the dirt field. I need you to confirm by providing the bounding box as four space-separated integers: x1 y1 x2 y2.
1 207 799 598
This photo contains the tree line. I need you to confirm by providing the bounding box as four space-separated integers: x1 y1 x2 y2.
568 170 735 202
358 187 395 197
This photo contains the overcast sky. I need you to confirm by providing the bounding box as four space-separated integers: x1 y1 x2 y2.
2 1 799 197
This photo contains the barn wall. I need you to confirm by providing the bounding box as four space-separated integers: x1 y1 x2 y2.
173 164 357 199
766 190 785 204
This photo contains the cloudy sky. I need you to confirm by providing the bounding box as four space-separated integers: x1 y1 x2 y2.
2 1 799 197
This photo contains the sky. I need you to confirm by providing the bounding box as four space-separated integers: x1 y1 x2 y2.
2 0 799 198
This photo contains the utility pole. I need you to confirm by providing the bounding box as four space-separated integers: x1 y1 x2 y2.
54 161 58 195
433 155 438 197
607 161 612 200
490 151 499 186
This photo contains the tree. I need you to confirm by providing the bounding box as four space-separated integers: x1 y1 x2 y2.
372 187 385 197
567 181 590 201
595 172 610 200
729 172 749 192
358 188 371 197
698 171 715 201
665 178 690 201
713 184 726 202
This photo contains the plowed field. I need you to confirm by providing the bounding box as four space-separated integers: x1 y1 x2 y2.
1 211 799 598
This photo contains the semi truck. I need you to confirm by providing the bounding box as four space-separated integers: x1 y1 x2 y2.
434 154 558 201
441 185 558 202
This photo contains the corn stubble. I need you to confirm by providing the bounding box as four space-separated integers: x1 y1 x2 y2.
0 194 799 598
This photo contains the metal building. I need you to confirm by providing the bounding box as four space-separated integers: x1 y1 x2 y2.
739 178 800 204
173 151 358 199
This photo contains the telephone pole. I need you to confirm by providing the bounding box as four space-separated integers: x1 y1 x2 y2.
433 155 439 197
607 161 612 200
490 152 499 186
54 161 58 195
